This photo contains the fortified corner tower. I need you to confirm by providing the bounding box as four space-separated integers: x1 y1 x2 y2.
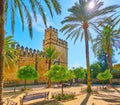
43 26 68 66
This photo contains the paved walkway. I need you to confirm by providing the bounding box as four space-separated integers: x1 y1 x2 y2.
3 84 120 105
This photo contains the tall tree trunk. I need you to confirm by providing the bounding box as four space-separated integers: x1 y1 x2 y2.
24 80 27 89
48 60 51 88
83 24 91 93
0 0 4 105
107 44 112 85
61 81 64 97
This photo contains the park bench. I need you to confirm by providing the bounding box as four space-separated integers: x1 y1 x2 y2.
3 98 17 105
20 92 49 105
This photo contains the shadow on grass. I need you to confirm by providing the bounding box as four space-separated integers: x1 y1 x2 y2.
25 100 61 105
80 93 91 105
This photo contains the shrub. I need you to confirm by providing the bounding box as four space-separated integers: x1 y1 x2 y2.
52 93 75 101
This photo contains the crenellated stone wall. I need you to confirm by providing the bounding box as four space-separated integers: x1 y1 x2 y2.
43 26 68 66
4 26 68 86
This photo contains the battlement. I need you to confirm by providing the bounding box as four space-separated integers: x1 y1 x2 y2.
43 26 67 49
45 26 58 33
14 44 44 57
58 38 67 45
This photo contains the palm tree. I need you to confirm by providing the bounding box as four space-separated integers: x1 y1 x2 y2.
4 36 18 68
93 17 120 73
60 0 119 92
44 46 59 88
0 0 61 104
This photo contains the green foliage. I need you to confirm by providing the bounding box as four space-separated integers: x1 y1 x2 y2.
93 17 120 71
90 63 101 78
17 65 39 80
60 0 119 92
5 0 61 38
46 65 74 82
96 49 108 71
97 70 112 81
52 93 75 101
44 47 59 61
4 35 18 68
60 0 119 44
73 67 86 79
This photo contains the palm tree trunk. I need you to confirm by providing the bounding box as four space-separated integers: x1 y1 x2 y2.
0 0 4 105
24 80 27 89
107 45 112 85
61 81 64 97
48 60 51 88
83 24 91 93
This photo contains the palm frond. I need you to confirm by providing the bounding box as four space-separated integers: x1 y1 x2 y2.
21 1 33 39
4 35 18 68
11 1 15 34
29 0 37 21
34 0 47 27
44 0 53 17
51 0 61 15
15 0 24 31
4 0 8 22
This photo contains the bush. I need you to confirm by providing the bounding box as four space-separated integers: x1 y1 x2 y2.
21 88 30 91
52 93 75 101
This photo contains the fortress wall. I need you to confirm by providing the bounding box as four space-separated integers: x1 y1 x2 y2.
4 26 68 86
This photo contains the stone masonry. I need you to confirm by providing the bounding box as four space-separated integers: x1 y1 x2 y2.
4 26 68 85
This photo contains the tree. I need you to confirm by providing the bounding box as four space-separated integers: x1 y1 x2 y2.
17 65 39 89
96 49 108 71
93 17 120 72
90 63 101 79
73 67 86 85
46 65 74 96
44 46 59 88
4 35 18 68
60 0 119 92
0 0 61 104
97 70 112 86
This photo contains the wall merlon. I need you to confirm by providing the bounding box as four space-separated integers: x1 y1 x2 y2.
45 26 58 33
14 45 42 57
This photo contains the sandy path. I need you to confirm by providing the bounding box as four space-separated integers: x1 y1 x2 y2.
3 85 120 105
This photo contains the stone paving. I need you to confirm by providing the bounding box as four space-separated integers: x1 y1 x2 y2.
3 84 120 105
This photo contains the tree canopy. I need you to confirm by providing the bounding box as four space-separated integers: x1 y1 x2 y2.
73 67 86 79
60 0 119 92
46 64 74 96
46 65 74 82
97 70 112 82
4 35 18 68
17 65 39 80
90 63 101 78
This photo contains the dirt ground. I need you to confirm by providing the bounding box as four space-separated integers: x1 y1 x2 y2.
3 84 120 105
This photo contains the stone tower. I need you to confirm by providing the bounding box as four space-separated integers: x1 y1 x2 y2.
43 26 68 66
4 26 68 86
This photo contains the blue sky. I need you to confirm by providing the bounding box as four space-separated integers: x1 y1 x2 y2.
5 0 120 69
